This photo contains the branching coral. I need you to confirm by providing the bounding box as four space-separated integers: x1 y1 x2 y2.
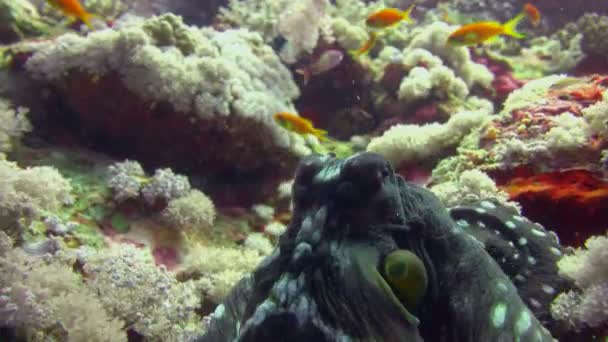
0 232 126 341
141 168 190 205
555 13 608 57
82 244 202 340
107 160 147 202
526 35 584 74
551 233 608 331
107 160 196 204
0 158 72 238
180 245 268 304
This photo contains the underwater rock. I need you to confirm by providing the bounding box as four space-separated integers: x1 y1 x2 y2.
197 152 571 341
17 14 306 206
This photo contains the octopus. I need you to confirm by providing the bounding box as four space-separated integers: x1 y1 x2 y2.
197 152 573 341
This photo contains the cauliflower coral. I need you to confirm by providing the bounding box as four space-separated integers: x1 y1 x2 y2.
551 233 608 331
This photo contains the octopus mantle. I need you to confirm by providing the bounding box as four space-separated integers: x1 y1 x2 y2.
198 152 572 341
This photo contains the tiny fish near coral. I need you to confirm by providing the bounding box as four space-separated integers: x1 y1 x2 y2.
349 31 379 58
296 49 344 85
447 11 527 46
274 112 328 142
366 5 416 29
524 3 541 27
46 0 98 29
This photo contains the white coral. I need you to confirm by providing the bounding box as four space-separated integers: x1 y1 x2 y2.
25 14 300 149
0 98 31 153
277 0 329 63
545 112 590 151
551 233 608 330
430 169 515 209
583 90 608 135
163 189 216 231
367 110 490 167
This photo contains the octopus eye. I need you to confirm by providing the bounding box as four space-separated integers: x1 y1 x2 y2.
383 249 428 311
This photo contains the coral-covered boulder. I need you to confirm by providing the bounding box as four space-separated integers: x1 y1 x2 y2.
20 14 308 206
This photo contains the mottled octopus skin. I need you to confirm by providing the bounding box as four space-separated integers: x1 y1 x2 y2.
449 200 572 332
197 152 565 342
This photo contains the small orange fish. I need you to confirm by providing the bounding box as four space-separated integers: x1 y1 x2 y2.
274 112 328 142
349 32 379 58
524 3 541 27
447 12 526 46
47 0 96 29
366 5 416 29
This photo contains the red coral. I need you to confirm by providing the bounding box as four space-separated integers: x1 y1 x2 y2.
492 73 524 102
499 169 608 247
472 55 523 102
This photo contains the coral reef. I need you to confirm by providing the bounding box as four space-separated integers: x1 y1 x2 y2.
551 233 608 336
1 0 607 340
428 75 608 247
0 232 126 341
367 109 490 171
430 168 515 209
179 244 268 304
484 34 585 79
81 243 202 340
162 190 216 232
372 21 495 122
0 157 73 240
276 0 331 64
19 14 305 206
556 13 608 58
0 97 31 153
0 0 51 43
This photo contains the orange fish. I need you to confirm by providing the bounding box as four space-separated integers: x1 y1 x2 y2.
47 0 96 29
274 112 328 142
447 12 526 46
366 5 416 29
348 32 379 58
524 3 541 26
